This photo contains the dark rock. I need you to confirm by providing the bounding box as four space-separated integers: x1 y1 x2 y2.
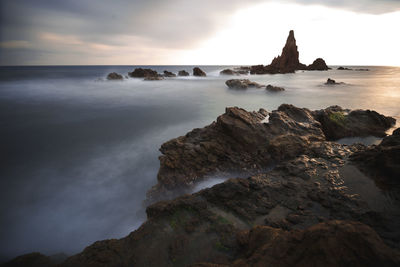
233 66 250 74
128 68 159 78
225 79 264 89
193 67 206 77
312 106 396 140
106 72 123 80
2 252 56 267
351 127 400 185
338 66 353 70
163 71 176 77
147 104 395 202
356 68 370 71
266 84 285 92
178 70 190 76
231 221 400 267
307 58 330 71
250 30 308 74
325 78 337 85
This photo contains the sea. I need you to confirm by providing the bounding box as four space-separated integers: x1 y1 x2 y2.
1 65 399 261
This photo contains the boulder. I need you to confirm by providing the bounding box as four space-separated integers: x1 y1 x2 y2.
266 84 285 92
312 105 396 140
307 58 330 70
106 72 123 80
178 70 190 76
163 71 176 77
128 68 159 78
220 67 249 75
193 67 206 77
225 79 264 89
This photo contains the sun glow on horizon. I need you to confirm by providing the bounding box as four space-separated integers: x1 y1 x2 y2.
178 2 400 66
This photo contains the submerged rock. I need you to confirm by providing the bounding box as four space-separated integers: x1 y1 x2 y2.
144 76 164 81
225 79 264 89
128 68 159 78
193 67 206 77
266 84 285 92
325 78 337 84
163 71 176 77
220 67 249 75
338 66 353 70
106 72 123 80
307 58 330 71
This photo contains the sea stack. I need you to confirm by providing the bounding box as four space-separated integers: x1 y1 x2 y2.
250 30 329 74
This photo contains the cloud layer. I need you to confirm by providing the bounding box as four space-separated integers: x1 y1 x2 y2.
1 0 399 65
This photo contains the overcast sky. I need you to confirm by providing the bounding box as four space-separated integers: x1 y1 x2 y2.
0 0 399 65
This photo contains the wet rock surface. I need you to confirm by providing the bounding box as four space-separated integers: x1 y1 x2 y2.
147 104 394 202
225 79 264 89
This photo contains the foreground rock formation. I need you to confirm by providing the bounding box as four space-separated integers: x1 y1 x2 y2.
266 84 285 92
5 105 399 267
250 30 330 74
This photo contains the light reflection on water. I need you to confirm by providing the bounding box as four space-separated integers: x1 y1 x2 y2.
0 65 399 260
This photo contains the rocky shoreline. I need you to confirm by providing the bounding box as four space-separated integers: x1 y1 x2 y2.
4 103 399 267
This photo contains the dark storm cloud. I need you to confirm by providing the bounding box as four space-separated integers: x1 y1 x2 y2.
0 0 399 64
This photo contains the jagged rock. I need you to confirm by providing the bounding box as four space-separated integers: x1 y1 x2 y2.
147 104 395 202
163 71 176 77
312 106 395 140
193 67 206 77
144 76 164 81
128 68 159 78
307 58 330 71
178 70 190 76
106 72 123 80
57 131 400 266
9 110 400 267
225 79 264 89
250 30 307 74
266 84 285 92
338 66 352 70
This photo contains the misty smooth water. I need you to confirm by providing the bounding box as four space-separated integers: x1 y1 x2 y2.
1 65 399 261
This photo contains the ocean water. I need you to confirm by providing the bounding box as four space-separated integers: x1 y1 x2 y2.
0 65 399 261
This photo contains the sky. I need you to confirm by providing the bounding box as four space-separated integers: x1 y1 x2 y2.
0 0 399 66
